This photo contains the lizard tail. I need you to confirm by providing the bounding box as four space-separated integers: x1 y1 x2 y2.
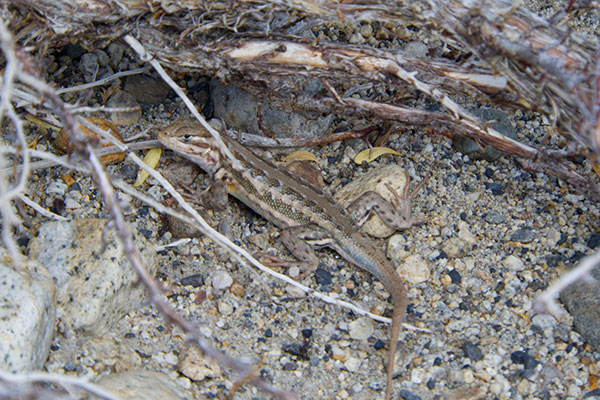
385 285 408 400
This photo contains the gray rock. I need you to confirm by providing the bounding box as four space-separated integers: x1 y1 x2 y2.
210 79 333 139
79 53 99 82
28 218 157 336
124 75 171 105
93 49 110 67
106 89 141 126
560 278 600 352
0 249 56 372
107 43 124 69
453 107 517 161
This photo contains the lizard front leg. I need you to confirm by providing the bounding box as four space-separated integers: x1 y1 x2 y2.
347 170 426 230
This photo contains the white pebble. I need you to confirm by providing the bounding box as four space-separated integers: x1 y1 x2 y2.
212 270 233 290
348 317 374 341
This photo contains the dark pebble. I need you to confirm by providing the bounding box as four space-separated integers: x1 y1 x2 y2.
373 339 385 350
399 389 422 400
138 228 152 239
138 206 149 217
484 182 505 195
426 378 435 389
119 163 138 181
282 362 297 371
301 328 313 339
484 168 495 178
510 228 536 243
587 233 600 249
448 269 462 284
282 343 309 360
544 254 562 268
510 350 538 369
314 267 333 285
63 361 77 372
462 341 483 361
264 328 273 338
180 274 205 287
124 332 135 338
444 173 458 186
16 237 29 248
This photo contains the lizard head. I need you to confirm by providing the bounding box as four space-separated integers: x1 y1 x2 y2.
157 118 222 176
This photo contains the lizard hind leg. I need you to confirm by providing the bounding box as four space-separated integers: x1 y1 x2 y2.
257 224 337 280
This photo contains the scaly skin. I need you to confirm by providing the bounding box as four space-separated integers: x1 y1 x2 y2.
159 118 423 399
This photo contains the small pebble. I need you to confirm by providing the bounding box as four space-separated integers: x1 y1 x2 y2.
485 182 505 195
229 281 246 297
399 388 422 400
180 274 204 287
344 357 361 372
285 284 306 298
448 269 462 284
531 314 557 331
502 255 525 271
441 237 469 259
587 233 600 249
510 350 539 370
46 181 68 196
510 227 536 243
484 211 505 224
212 270 233 290
217 300 234 315
348 317 374 341
462 341 483 361
314 268 332 285
106 43 124 68
178 346 222 381
397 254 431 284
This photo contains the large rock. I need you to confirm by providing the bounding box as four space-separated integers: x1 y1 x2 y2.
95 370 190 400
28 218 157 337
0 249 56 372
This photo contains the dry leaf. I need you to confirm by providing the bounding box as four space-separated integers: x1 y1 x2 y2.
283 150 319 163
135 147 162 186
354 147 400 165
55 117 125 165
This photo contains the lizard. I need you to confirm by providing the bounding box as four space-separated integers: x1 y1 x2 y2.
158 117 425 399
